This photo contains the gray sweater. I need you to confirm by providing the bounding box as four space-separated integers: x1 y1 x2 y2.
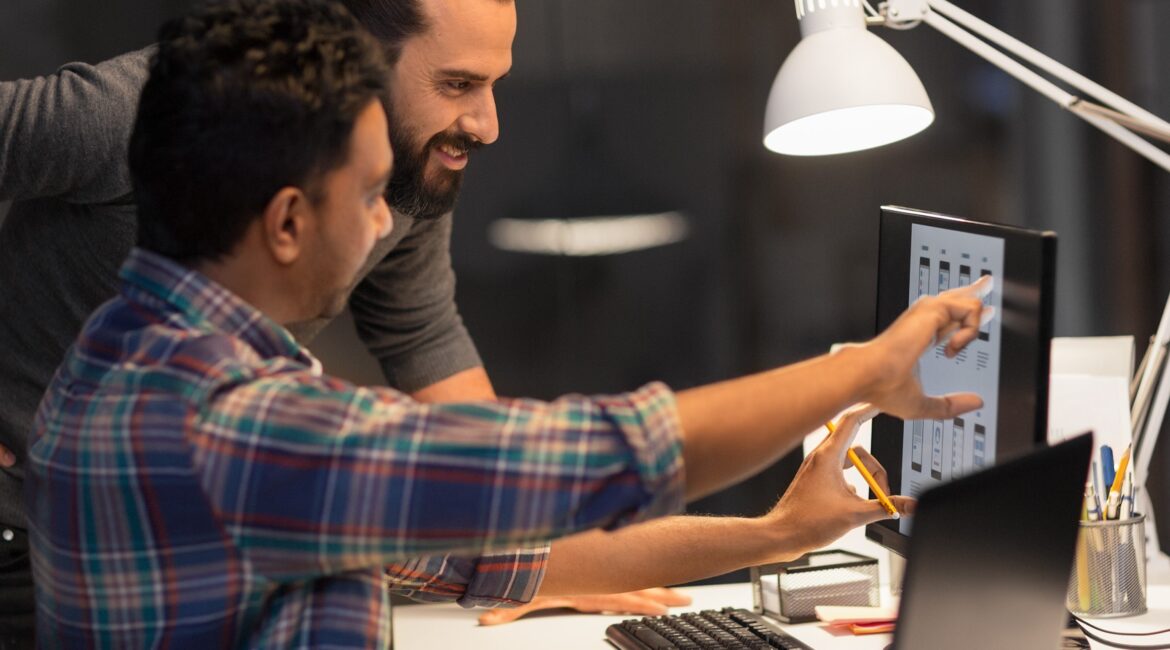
0 48 482 529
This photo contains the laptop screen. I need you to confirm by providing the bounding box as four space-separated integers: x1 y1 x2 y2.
892 433 1091 650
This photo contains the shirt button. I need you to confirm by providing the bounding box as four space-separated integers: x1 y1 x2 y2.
1 529 13 542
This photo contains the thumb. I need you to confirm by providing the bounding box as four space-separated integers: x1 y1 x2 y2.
911 392 982 421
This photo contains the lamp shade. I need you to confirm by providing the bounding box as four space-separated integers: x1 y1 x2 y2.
764 2 934 156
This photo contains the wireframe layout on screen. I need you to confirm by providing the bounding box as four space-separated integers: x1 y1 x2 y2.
866 205 1057 556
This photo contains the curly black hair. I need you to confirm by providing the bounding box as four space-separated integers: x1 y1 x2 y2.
130 0 392 263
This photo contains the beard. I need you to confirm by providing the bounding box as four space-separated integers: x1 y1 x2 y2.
386 122 482 220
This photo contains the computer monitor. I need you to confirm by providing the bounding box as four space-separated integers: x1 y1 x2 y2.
866 205 1057 557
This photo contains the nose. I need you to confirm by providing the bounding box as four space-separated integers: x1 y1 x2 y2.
457 88 500 145
375 196 393 239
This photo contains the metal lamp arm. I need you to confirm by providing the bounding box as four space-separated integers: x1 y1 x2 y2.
928 0 1170 128
879 0 1170 173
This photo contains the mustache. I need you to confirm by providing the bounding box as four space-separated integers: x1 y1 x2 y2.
427 131 484 155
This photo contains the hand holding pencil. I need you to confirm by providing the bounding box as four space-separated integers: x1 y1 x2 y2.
765 404 914 556
826 419 901 519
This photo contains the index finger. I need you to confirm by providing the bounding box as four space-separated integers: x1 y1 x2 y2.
823 404 880 457
943 274 992 300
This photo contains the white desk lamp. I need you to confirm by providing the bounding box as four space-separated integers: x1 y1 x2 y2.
764 0 1170 568
764 0 1170 165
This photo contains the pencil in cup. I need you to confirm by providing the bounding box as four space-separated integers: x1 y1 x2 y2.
825 420 900 519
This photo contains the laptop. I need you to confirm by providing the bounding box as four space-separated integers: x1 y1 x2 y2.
890 432 1091 649
605 433 1093 650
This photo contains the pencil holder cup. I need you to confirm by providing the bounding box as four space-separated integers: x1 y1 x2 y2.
1066 515 1147 618
750 550 879 624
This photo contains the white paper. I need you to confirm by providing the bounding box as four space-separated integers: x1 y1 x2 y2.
1047 374 1131 452
1047 337 1134 453
1051 336 1134 378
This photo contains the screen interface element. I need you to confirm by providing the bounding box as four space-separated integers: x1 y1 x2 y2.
899 224 1004 533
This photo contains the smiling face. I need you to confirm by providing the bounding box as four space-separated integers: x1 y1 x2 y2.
385 0 516 219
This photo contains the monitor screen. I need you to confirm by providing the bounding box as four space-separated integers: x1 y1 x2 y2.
866 206 1057 556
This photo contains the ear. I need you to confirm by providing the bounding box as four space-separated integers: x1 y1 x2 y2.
260 187 311 266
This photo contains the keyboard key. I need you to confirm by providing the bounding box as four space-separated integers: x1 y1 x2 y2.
606 608 811 650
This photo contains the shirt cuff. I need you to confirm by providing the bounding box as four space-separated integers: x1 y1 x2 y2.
385 545 549 608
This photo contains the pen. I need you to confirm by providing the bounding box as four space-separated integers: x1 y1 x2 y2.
1100 445 1116 493
1091 459 1103 515
826 420 900 519
1085 483 1102 521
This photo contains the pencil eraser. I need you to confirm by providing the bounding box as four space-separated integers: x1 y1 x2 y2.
891 513 901 520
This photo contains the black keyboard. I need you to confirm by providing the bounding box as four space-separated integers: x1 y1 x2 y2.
605 607 813 650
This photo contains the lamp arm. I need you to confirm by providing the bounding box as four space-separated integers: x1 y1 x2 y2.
1072 100 1170 146
896 4 1170 173
1133 290 1170 463
915 10 1075 109
1136 317 1170 486
925 0 1170 130
1070 107 1170 175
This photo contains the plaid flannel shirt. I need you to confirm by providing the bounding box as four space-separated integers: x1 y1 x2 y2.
27 248 685 648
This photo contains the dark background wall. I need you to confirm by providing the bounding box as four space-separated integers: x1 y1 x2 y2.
4 0 1170 581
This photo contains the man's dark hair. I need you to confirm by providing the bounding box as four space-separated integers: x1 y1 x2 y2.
338 0 514 64
338 0 427 64
130 0 392 263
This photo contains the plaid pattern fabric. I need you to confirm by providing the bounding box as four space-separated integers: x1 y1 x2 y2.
26 248 685 648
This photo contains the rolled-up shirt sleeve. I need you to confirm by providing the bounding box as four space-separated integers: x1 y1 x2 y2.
192 373 686 582
384 545 549 608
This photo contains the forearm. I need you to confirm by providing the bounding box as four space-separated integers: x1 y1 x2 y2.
539 516 801 596
677 346 874 500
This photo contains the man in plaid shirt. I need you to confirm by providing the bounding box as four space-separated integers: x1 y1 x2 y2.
26 0 990 646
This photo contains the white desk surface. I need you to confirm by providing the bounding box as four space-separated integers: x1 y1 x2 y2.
392 581 892 649
393 576 1170 649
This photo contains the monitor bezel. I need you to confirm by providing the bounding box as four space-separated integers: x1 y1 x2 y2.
865 205 1057 557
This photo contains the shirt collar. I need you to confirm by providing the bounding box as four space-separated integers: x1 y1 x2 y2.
119 247 318 368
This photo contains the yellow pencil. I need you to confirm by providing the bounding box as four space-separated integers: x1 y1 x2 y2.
826 420 900 519
1106 446 1131 519
1109 446 1130 496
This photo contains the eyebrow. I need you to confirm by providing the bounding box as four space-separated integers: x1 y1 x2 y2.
437 68 511 84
